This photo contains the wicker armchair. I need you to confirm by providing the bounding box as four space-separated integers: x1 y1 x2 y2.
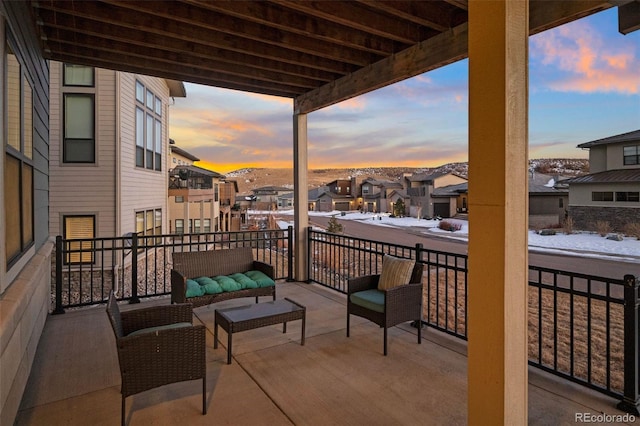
346 261 424 355
106 291 207 426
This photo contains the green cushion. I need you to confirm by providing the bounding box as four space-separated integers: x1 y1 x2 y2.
350 289 385 313
193 276 223 294
186 279 206 298
127 322 192 337
215 275 242 292
229 272 258 289
244 270 275 288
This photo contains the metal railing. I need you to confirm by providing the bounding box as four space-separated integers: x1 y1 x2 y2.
53 227 292 312
308 228 639 414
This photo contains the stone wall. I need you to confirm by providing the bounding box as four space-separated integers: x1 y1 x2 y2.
569 206 640 232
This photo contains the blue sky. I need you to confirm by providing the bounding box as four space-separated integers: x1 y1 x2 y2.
169 8 640 174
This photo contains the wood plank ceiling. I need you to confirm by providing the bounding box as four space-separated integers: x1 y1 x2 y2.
31 1 616 112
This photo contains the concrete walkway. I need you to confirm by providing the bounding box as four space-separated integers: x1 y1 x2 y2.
15 282 632 425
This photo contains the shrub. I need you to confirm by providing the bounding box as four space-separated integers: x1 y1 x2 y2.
562 216 574 235
326 215 343 234
623 222 640 240
438 220 462 232
593 220 612 237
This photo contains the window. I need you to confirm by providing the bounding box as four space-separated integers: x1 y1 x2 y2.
175 219 184 234
135 209 162 244
194 219 201 233
64 94 95 162
5 38 35 267
214 184 219 202
135 81 162 170
204 219 211 232
63 64 94 87
175 196 184 203
362 186 370 194
559 198 564 208
624 146 640 166
592 192 614 202
616 192 640 202
64 216 95 264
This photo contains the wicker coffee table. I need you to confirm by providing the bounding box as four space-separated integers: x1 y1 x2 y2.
214 298 306 364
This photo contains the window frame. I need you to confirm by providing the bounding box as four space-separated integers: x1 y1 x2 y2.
63 63 95 87
5 35 35 268
63 93 96 163
623 145 640 166
591 191 614 202
63 215 96 265
134 80 163 171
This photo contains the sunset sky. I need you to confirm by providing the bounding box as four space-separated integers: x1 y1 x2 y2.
169 8 640 174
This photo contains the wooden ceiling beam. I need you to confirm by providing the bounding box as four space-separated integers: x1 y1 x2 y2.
47 30 323 90
102 0 381 66
295 0 613 113
46 41 305 97
273 0 433 44
36 5 357 75
294 23 467 114
359 0 458 33
184 0 400 56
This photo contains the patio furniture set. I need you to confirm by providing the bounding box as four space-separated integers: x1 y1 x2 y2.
106 248 423 424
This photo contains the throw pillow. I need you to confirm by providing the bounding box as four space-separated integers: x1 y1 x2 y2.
377 255 416 291
185 279 206 298
244 270 276 288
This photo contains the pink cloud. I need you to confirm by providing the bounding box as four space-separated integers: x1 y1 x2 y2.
532 20 639 94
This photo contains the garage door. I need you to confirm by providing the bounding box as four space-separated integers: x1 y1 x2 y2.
334 202 350 211
433 203 450 218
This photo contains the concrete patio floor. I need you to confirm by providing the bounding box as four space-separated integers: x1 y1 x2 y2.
15 281 632 425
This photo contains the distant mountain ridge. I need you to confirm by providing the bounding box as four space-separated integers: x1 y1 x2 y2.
225 159 589 194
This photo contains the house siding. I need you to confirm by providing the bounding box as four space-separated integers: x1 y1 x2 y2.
49 63 117 238
589 146 608 173
0 3 52 425
118 74 170 235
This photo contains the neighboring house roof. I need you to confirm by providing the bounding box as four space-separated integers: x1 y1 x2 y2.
576 129 640 148
432 182 469 197
528 173 569 195
253 186 292 193
561 169 640 184
165 80 187 97
406 172 446 182
170 145 200 162
173 164 224 179
387 189 409 199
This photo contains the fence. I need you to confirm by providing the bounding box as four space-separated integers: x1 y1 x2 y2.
308 229 639 414
53 227 292 312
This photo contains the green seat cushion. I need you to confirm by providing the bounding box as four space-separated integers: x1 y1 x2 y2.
244 270 276 288
215 275 243 292
229 272 258 289
193 276 223 294
186 279 206 298
350 289 385 313
127 322 192 337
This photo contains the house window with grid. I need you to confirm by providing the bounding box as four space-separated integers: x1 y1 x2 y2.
175 219 184 234
5 38 34 268
592 192 614 202
63 215 95 264
135 209 162 245
616 192 640 202
135 80 162 170
623 145 640 166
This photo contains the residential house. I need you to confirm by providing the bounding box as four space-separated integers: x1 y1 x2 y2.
564 129 640 231
528 172 569 228
403 172 468 218
251 186 292 210
360 178 404 213
431 182 469 218
168 143 230 233
220 179 241 231
49 62 185 253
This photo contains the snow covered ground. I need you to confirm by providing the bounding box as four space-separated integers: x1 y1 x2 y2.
264 210 640 263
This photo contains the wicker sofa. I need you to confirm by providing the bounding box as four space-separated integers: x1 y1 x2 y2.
171 247 276 308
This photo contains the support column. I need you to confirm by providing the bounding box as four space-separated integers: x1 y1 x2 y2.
183 200 190 233
293 113 308 282
468 1 529 424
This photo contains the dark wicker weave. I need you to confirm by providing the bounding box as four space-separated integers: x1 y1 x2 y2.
171 247 276 308
106 292 207 426
346 262 424 355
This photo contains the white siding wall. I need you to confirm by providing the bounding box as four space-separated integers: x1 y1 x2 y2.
49 62 117 238
118 74 169 236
